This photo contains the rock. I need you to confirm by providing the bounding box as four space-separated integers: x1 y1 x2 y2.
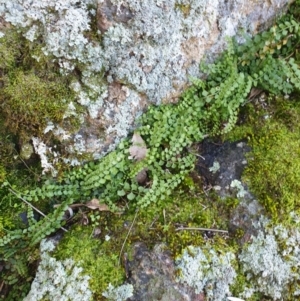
0 0 291 163
75 0 291 159
97 0 134 33
196 139 265 245
127 242 205 301
196 139 251 197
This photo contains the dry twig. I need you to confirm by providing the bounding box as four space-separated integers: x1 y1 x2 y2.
175 226 228 234
119 209 139 266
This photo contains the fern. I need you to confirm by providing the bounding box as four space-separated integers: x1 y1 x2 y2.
3 8 300 296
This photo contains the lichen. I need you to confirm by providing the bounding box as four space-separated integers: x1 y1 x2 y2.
53 225 126 299
239 228 290 299
102 283 134 301
24 239 92 301
230 179 247 198
209 161 220 174
175 245 237 300
238 215 300 300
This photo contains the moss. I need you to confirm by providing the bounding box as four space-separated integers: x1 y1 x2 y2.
0 29 22 72
53 225 125 300
0 165 6 183
244 99 300 222
50 176 240 299
0 213 14 237
174 3 191 17
229 272 266 301
0 26 83 146
1 70 74 138
224 96 300 223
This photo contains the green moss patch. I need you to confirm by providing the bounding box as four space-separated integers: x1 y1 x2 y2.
225 96 300 223
53 225 125 300
1 70 75 138
52 178 238 299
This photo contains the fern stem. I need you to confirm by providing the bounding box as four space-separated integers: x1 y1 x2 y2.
8 187 68 232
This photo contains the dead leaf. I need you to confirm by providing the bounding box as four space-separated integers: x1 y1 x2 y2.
129 132 147 161
135 167 148 184
55 199 115 216
85 199 110 211
247 87 263 100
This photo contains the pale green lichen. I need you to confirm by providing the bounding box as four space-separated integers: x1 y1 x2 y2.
24 239 92 301
102 283 134 301
175 245 237 301
239 215 300 300
209 161 220 174
20 142 34 160
230 179 247 198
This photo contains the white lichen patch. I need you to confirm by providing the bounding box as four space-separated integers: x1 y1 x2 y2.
230 179 247 198
32 137 59 176
24 239 92 301
209 161 220 174
102 283 134 301
240 231 290 299
239 215 300 299
175 245 237 301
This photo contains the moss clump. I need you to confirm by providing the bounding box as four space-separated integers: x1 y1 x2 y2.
0 26 81 145
225 96 300 222
175 3 191 17
0 165 6 183
244 99 300 222
1 70 75 139
0 30 22 72
53 225 125 300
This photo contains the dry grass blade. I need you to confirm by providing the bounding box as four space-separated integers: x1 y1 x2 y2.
119 209 139 265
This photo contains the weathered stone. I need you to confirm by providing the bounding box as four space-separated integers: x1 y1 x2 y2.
97 0 134 33
0 0 292 163
79 0 291 159
196 139 265 246
127 242 205 301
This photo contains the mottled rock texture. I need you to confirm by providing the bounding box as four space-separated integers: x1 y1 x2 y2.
0 0 291 163
196 139 265 246
95 0 291 157
126 242 205 301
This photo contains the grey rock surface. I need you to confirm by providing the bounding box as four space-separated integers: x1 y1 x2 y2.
93 0 290 157
127 242 205 301
0 0 291 165
196 140 251 197
196 139 265 245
